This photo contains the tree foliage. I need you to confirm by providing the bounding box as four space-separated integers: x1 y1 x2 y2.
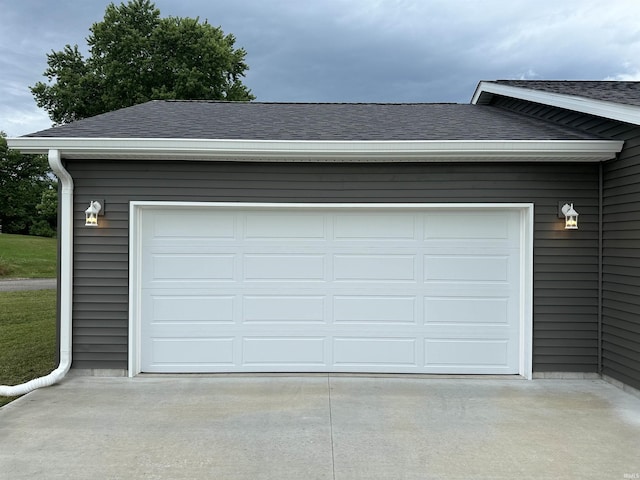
0 133 57 236
31 0 254 124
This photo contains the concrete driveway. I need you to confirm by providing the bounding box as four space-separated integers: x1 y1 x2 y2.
1 375 639 480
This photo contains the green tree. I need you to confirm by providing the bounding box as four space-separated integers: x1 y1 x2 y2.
31 0 254 125
0 133 56 236
30 187 58 237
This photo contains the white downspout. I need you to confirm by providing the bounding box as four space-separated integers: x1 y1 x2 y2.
0 150 73 397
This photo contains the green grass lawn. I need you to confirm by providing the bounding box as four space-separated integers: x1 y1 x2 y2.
0 234 57 278
0 289 57 407
0 234 58 406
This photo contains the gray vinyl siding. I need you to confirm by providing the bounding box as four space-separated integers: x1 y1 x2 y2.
492 96 640 390
601 134 640 390
66 159 599 373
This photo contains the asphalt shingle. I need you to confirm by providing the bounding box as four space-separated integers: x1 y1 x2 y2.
26 101 601 141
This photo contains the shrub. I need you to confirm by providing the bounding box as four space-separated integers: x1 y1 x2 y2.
29 220 56 238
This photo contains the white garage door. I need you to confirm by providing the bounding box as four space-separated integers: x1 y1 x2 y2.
138 205 522 374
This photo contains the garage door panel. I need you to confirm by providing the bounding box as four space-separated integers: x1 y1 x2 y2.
147 321 240 337
333 296 417 324
244 254 325 281
242 337 326 366
334 213 417 240
424 212 511 240
150 295 235 323
245 212 326 239
333 254 416 281
425 339 511 368
422 284 514 298
150 338 235 366
333 337 418 367
423 322 513 337
424 297 510 325
424 255 511 282
150 254 235 281
139 206 523 374
151 212 236 240
243 295 326 323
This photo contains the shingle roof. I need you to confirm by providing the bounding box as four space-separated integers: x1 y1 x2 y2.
493 80 640 107
26 100 600 141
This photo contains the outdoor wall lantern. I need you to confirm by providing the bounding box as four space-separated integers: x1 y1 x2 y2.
85 200 103 227
560 203 579 230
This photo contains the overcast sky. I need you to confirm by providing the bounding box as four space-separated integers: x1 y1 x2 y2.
1 0 639 137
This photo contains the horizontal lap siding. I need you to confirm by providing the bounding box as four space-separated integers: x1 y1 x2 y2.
493 96 640 389
66 160 599 372
602 133 640 390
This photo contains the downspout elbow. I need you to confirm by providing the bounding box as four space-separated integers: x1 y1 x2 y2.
0 150 73 397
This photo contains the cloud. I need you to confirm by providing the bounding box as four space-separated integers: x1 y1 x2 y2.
606 70 640 81
1 0 640 135
0 105 51 138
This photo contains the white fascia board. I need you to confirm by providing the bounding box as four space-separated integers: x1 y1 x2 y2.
472 81 640 126
6 137 623 162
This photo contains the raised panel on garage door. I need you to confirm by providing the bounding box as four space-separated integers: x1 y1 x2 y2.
139 206 521 374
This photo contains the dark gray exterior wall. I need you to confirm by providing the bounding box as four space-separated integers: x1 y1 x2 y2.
491 96 640 390
66 159 600 373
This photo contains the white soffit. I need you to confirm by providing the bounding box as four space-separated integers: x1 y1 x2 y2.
472 82 640 127
6 137 623 162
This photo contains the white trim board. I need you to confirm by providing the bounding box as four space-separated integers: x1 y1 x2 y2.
472 81 640 126
128 201 534 379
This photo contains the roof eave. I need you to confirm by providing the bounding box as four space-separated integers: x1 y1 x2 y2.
471 81 640 126
6 137 623 163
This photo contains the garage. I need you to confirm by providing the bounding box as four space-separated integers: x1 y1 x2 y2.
130 203 529 375
8 84 635 394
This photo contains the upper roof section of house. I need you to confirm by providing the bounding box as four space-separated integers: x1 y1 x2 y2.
11 84 628 163
25 100 599 142
491 80 640 107
472 80 640 126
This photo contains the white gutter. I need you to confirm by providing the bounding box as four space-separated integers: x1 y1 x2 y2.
471 81 640 126
7 137 623 162
0 150 73 397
